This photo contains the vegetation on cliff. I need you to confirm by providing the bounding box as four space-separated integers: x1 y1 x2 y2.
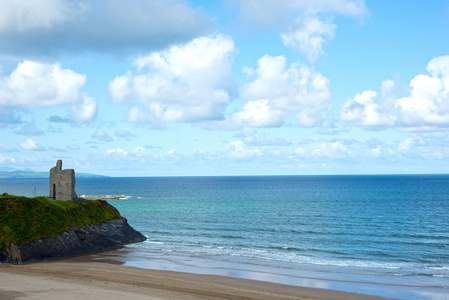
0 194 123 252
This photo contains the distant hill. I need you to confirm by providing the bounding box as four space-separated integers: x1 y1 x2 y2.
0 171 108 179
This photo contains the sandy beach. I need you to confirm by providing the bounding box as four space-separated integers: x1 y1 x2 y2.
0 259 391 300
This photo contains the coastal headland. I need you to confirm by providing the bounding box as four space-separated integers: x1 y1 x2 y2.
0 191 391 299
0 194 146 264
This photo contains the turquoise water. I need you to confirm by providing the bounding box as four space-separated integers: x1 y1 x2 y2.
2 175 449 299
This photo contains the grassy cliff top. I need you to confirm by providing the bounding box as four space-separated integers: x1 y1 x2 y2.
0 194 123 251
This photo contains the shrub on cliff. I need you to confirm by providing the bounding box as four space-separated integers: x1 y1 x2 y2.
0 195 123 252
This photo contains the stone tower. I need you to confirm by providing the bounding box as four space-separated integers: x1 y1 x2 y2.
49 160 79 202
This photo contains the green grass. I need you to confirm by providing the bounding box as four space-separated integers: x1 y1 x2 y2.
0 195 123 252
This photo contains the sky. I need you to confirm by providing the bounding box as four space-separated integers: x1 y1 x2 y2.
1 0 449 177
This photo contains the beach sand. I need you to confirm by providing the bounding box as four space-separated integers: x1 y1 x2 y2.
0 259 391 300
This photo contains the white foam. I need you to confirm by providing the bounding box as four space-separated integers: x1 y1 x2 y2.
426 266 449 271
145 241 164 245
192 245 404 271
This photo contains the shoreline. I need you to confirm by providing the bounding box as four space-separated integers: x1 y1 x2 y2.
0 260 390 300
75 246 448 300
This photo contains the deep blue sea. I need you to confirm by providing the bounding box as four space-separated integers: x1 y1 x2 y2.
1 175 449 299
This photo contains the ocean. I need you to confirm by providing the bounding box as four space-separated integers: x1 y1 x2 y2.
1 175 448 299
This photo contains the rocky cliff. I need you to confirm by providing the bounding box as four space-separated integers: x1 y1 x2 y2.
0 195 146 264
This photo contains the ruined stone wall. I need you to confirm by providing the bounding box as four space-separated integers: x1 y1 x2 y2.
49 160 78 202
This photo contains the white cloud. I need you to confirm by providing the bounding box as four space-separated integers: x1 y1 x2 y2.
127 107 149 124
0 0 214 57
106 148 128 156
0 154 16 164
131 147 145 154
70 94 97 124
398 138 414 153
295 141 351 159
19 138 45 151
108 71 132 103
151 148 180 161
231 0 366 61
341 56 449 131
220 136 398 166
227 55 331 128
227 100 284 128
109 34 235 126
281 16 337 62
92 131 113 142
102 147 147 163
0 60 96 124
0 60 86 108
394 134 441 160
396 56 449 128
340 90 396 129
227 141 262 160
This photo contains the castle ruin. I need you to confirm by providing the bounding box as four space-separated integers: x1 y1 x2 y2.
49 160 79 202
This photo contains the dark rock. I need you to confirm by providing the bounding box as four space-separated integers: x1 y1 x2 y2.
0 219 146 264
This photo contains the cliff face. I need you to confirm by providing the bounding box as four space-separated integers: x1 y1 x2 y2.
0 219 146 264
0 195 146 264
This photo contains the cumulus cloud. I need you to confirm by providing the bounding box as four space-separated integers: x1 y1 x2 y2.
341 56 449 131
70 94 97 124
227 141 262 160
0 60 86 107
0 154 16 164
109 34 235 126
0 60 97 124
392 134 448 160
397 137 415 153
340 89 396 129
230 0 367 62
292 137 401 163
131 147 145 154
19 138 45 151
221 54 331 129
227 100 284 128
219 132 449 169
0 0 214 57
395 56 449 128
221 136 393 165
106 148 128 156
281 16 337 62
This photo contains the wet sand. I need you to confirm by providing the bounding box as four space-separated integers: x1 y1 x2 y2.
0 260 391 300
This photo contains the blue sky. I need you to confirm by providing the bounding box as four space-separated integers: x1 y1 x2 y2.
1 0 449 176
